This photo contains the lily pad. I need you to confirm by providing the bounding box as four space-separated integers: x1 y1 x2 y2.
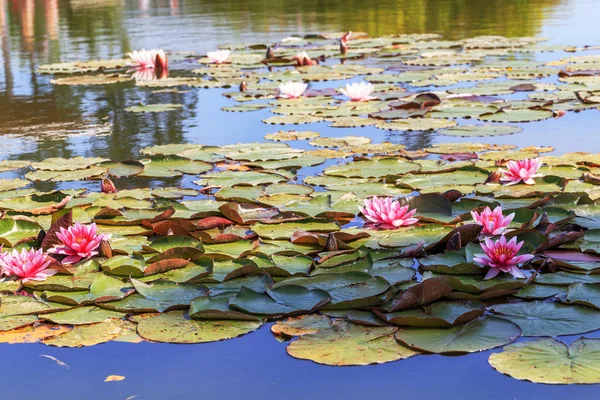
489 338 600 384
490 301 600 336
136 310 261 343
437 124 522 137
287 321 418 366
395 316 521 354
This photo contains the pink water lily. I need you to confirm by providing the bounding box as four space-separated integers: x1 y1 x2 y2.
499 158 542 185
473 236 534 280
0 248 56 283
206 50 230 64
471 206 515 236
340 82 376 101
48 222 110 264
359 196 419 229
278 81 307 99
127 49 167 70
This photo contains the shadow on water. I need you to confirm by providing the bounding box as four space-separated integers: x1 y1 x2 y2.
0 1 600 399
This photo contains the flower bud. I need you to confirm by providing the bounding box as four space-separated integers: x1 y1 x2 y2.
101 178 117 194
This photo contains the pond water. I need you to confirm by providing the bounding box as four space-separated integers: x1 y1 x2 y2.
0 0 600 399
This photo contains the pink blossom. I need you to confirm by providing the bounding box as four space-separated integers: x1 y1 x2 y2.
0 248 56 283
206 50 230 64
340 82 376 101
278 82 307 99
499 158 542 185
127 49 167 70
471 206 515 236
48 222 110 264
359 196 419 229
473 236 534 280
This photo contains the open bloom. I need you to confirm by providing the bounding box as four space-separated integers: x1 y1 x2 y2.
207 49 230 64
48 222 110 264
278 81 307 99
127 49 167 70
499 158 542 185
359 196 419 229
473 236 534 280
340 82 376 101
0 249 56 283
471 206 515 236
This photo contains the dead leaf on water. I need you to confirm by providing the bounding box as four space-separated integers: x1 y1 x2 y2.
104 375 126 382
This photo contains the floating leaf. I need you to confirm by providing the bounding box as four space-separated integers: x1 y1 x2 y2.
437 124 522 137
287 321 418 366
489 338 600 384
490 301 600 336
395 316 521 354
126 103 183 113
136 311 261 343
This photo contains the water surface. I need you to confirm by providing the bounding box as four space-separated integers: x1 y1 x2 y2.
0 1 599 399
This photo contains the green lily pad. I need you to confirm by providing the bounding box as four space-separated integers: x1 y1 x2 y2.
563 283 600 310
40 306 126 325
125 103 183 113
0 219 42 247
271 314 334 336
42 319 135 347
489 338 600 384
479 108 553 122
395 316 521 354
384 299 485 327
136 310 262 343
323 157 420 179
437 124 522 137
287 321 418 366
490 301 600 336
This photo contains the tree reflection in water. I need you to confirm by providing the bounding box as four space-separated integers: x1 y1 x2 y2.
0 0 567 162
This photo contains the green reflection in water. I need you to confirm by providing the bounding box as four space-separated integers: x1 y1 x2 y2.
0 0 568 165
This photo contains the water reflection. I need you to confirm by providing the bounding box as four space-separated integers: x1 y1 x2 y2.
0 0 594 163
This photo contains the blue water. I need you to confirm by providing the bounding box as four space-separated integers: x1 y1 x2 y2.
2 325 598 400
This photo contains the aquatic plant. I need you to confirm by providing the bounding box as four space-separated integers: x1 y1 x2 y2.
471 206 514 236
127 49 167 70
101 178 117 194
339 82 376 102
473 236 534 279
278 82 308 99
359 196 418 228
48 222 109 264
206 49 231 64
499 158 543 185
0 248 56 283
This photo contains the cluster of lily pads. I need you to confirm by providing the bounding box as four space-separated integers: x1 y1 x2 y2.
0 137 597 385
36 32 600 135
14 32 600 384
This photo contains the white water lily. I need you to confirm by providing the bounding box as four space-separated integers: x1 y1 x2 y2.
278 81 307 99
206 49 230 64
339 81 376 101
